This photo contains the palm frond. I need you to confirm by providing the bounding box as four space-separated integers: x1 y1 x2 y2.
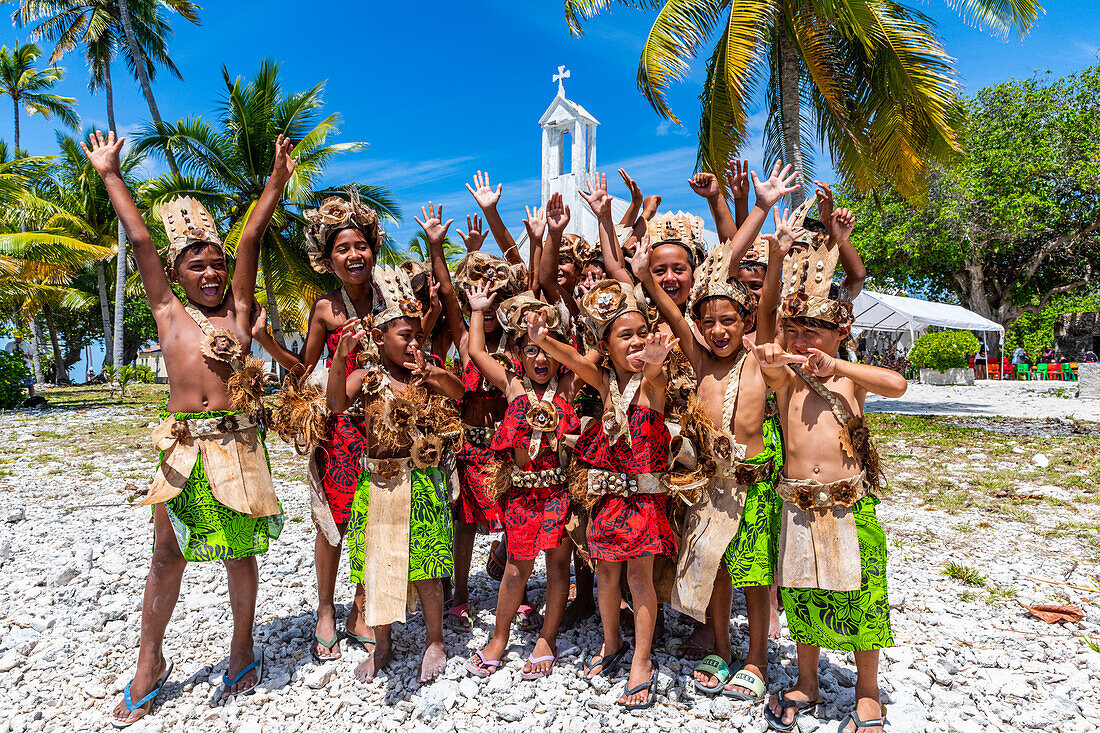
563 0 662 37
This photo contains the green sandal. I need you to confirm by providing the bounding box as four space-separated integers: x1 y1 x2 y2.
341 628 376 648
310 634 340 663
723 666 766 702
692 654 731 696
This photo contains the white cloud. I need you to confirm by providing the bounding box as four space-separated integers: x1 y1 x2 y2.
323 155 476 191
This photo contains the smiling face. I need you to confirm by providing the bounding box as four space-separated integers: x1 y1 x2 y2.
324 228 375 285
649 244 693 307
599 311 649 374
736 263 767 298
372 316 423 371
170 243 229 307
694 297 750 358
783 317 848 359
514 334 561 385
556 261 579 291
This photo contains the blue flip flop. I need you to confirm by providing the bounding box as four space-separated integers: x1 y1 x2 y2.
112 661 173 728
212 645 264 706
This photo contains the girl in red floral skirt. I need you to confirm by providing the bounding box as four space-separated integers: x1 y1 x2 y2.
462 286 581 680
528 279 678 710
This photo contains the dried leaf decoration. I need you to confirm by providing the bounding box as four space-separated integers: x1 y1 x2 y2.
1019 602 1085 624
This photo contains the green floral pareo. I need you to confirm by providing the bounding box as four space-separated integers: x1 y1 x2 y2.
160 411 284 562
347 466 453 585
722 414 783 588
781 495 894 651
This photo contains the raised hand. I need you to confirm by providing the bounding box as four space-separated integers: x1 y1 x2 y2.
814 181 834 224
742 335 807 369
524 204 547 242
618 168 643 205
466 170 503 211
579 173 611 217
80 130 125 177
804 347 837 377
465 283 497 313
414 202 454 245
335 318 365 359
642 193 662 219
831 208 856 241
456 214 487 251
408 349 431 385
526 311 550 344
546 192 570 234
773 206 800 250
637 332 680 366
271 134 297 183
578 270 600 296
726 159 750 200
626 233 653 277
688 172 720 200
249 300 269 341
751 161 801 210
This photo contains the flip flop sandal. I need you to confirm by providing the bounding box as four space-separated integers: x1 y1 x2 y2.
673 640 713 661
619 665 659 711
310 633 341 663
445 603 474 633
112 661 173 729
520 654 557 680
513 604 541 632
763 690 824 732
838 705 888 731
584 641 630 680
486 540 506 582
464 650 502 679
340 628 376 649
212 645 264 706
723 666 766 702
692 654 732 696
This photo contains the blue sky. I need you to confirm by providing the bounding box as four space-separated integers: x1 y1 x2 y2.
2 0 1098 378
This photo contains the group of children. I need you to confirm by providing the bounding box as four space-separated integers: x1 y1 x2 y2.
80 128 906 733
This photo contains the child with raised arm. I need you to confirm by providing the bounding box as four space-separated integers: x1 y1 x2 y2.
629 225 782 704
84 131 294 726
529 280 678 710
416 201 531 633
325 266 464 684
255 189 387 663
747 208 907 733
462 286 580 680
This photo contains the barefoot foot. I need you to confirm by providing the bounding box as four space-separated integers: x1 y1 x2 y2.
355 645 393 683
419 641 447 683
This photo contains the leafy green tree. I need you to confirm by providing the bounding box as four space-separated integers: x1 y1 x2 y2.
135 60 399 345
841 66 1100 334
1005 291 1100 356
0 40 78 152
563 0 1040 204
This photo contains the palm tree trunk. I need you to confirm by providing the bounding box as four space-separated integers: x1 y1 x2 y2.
96 261 113 362
113 221 126 366
42 303 67 384
777 31 807 208
261 243 286 348
104 55 117 132
28 316 44 385
11 96 19 154
117 0 180 176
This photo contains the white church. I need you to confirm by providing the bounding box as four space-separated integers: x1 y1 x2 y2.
515 67 719 260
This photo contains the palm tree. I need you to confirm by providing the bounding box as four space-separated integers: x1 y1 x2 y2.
15 0 200 366
563 0 1041 204
0 40 78 153
134 60 400 347
397 231 463 270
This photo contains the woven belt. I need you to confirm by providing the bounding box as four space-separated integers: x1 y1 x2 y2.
777 472 868 512
715 459 774 487
511 465 566 489
166 412 258 440
462 425 495 447
586 470 664 498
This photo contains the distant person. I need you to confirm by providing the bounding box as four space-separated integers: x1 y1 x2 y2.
1011 346 1025 366
1039 346 1054 364
1085 351 1098 363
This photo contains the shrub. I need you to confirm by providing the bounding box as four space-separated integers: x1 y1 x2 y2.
132 364 154 383
0 349 31 409
909 330 980 371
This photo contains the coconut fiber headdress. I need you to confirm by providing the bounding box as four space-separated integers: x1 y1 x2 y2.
580 278 653 341
303 187 386 274
688 239 757 317
496 291 571 336
161 196 223 266
646 211 707 267
453 251 528 314
561 233 600 267
741 236 769 268
373 265 424 328
779 197 852 326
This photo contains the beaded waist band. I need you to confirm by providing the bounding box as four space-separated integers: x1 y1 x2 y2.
586 469 664 498
777 472 867 512
462 425 495 447
511 465 566 489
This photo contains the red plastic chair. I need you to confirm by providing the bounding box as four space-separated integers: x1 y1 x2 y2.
1048 364 1064 380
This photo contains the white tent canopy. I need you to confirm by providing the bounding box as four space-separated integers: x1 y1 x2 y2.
852 290 1004 339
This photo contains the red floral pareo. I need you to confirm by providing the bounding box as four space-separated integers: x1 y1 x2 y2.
320 330 366 524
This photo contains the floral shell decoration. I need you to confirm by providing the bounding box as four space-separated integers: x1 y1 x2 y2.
303 188 385 274
579 279 652 341
453 252 528 313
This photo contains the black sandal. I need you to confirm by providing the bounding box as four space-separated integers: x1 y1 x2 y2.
619 664 659 710
583 641 630 679
763 690 824 732
839 706 887 731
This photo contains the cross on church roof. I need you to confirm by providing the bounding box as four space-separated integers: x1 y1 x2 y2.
553 65 570 96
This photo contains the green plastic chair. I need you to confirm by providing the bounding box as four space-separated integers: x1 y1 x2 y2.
1015 364 1031 380
1036 363 1049 380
